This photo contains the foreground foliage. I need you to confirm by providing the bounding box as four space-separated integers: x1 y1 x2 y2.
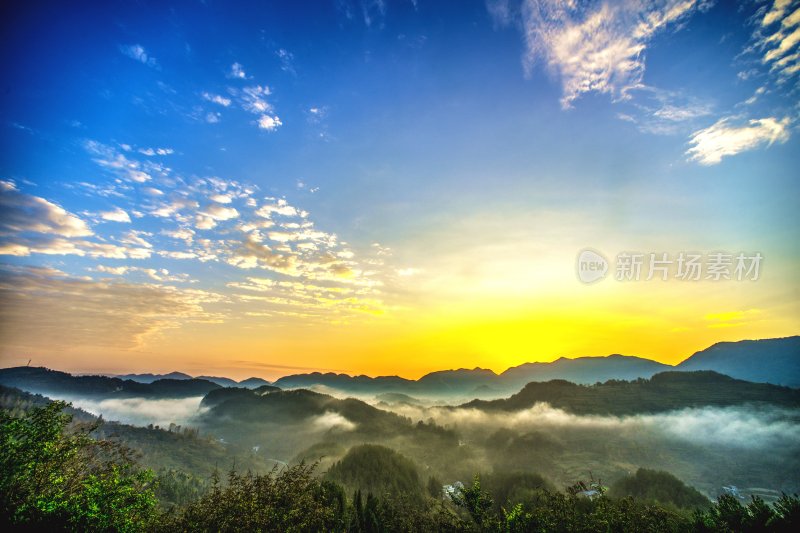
0 401 157 531
2 402 800 532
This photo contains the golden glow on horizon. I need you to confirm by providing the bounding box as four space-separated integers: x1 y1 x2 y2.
1 209 797 380
5 277 796 381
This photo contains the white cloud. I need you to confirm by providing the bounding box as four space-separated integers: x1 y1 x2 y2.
100 207 131 223
0 237 152 259
255 198 298 218
120 230 153 249
242 85 273 114
0 180 93 237
163 228 195 244
84 141 153 183
310 411 356 431
360 0 388 27
94 265 191 283
501 0 704 107
138 147 174 156
210 194 232 204
686 116 791 165
95 265 130 276
653 103 712 122
276 48 296 75
201 92 232 107
195 215 217 230
194 204 239 230
150 198 199 218
119 44 158 68
201 204 239 221
757 1 800 79
258 115 283 131
160 250 197 260
762 0 795 27
206 112 221 124
620 87 715 135
228 62 248 79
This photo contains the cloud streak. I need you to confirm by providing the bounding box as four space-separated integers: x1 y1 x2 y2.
686 116 791 165
119 44 158 68
507 0 705 108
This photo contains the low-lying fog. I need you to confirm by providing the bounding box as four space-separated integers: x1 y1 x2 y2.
382 402 800 449
50 395 208 427
32 388 799 495
47 390 800 453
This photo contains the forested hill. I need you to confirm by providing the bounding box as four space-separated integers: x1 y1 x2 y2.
461 371 800 415
0 366 221 398
0 384 274 479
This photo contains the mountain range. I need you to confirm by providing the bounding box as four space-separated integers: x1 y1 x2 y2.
114 372 270 389
273 336 799 397
1 336 797 401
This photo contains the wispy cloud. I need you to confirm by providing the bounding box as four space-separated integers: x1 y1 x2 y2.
686 115 791 165
228 62 248 79
119 44 158 68
201 92 231 107
0 265 221 350
94 264 192 283
138 147 174 156
621 87 714 135
276 48 296 75
497 0 706 108
1 136 392 337
241 85 273 113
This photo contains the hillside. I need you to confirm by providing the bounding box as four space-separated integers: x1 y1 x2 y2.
461 371 800 415
500 354 670 388
0 385 274 477
0 367 220 399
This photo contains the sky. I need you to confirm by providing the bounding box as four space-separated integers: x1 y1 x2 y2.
0 0 798 380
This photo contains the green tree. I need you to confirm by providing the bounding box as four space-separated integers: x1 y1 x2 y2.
162 462 348 532
0 401 158 531
452 475 501 532
609 469 709 510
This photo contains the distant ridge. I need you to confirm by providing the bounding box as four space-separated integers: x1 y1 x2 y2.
237 377 272 389
0 367 220 398
677 336 800 388
116 371 192 383
270 356 670 398
2 336 796 399
111 372 272 389
460 370 800 415
196 375 239 387
273 336 798 397
499 354 670 389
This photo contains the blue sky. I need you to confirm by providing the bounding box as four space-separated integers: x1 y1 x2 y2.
1 0 798 378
